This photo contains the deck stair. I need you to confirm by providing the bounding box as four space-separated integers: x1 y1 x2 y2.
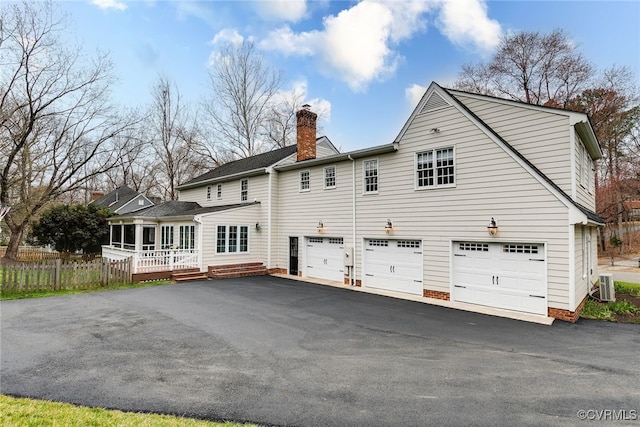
171 270 209 282
208 262 268 279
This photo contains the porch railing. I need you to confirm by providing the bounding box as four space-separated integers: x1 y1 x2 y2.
102 246 199 274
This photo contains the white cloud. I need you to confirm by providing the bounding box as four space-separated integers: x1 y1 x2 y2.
255 0 308 23
406 83 427 108
260 0 500 92
210 29 244 46
91 0 127 11
436 0 501 53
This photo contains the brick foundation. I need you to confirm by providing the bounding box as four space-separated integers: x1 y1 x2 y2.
268 268 287 275
548 295 588 323
423 290 450 300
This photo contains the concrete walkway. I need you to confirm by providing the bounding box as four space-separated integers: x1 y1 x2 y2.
598 256 640 284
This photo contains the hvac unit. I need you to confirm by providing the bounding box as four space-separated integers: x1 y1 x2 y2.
598 274 615 302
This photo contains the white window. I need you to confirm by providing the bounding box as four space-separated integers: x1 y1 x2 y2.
241 179 248 201
580 143 588 188
138 199 144 206
206 186 212 200
363 159 378 194
217 183 222 200
417 147 455 189
216 225 249 254
324 166 336 189
300 170 310 192
161 225 174 249
179 225 195 250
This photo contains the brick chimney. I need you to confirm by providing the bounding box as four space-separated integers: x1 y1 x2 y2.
91 191 105 201
296 104 317 162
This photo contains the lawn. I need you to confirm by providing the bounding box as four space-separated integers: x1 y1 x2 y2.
0 279 173 300
0 394 254 427
581 282 640 323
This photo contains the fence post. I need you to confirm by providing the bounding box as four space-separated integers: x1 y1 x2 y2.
54 259 62 290
128 257 133 283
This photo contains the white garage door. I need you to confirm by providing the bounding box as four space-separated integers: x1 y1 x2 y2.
452 242 547 315
364 239 423 295
306 237 345 282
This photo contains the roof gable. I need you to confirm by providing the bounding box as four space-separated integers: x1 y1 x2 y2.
91 186 142 212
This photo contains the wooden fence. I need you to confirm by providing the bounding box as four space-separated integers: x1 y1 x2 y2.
0 246 100 262
0 257 132 293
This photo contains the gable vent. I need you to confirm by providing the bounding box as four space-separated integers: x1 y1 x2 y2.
420 92 450 114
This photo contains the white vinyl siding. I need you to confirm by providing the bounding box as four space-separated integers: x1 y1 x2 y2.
363 159 378 194
179 175 269 206
453 93 573 197
574 133 596 210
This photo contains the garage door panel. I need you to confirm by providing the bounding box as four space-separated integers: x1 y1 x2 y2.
306 237 344 282
364 239 423 295
452 241 546 315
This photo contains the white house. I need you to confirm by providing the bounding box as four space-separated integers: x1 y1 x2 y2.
104 82 603 322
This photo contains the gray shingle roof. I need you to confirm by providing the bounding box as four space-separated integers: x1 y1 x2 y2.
91 186 139 212
178 145 297 188
110 201 260 220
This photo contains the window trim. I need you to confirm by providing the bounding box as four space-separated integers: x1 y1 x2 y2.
241 179 248 201
363 158 379 195
216 225 250 254
178 225 195 250
415 146 456 190
161 225 174 249
323 165 336 190
299 170 310 192
217 183 222 200
206 185 212 201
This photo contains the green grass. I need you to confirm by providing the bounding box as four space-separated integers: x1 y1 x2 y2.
0 280 172 300
615 281 640 297
0 394 253 427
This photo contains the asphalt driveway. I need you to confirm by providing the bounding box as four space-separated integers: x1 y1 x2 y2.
2 276 639 426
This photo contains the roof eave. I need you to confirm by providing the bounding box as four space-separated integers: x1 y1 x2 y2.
574 121 603 160
176 167 268 190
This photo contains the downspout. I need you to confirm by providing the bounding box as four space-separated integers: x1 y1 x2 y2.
348 155 356 286
267 167 273 270
194 215 203 272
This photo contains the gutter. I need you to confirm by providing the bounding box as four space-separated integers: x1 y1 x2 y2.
274 142 399 172
348 154 356 286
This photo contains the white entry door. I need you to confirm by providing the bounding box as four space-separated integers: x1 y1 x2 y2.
306 237 345 282
452 242 547 315
363 239 423 295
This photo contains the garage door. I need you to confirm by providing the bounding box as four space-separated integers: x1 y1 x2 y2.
452 242 546 315
306 237 345 282
363 239 423 295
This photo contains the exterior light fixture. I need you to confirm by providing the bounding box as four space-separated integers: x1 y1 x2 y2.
385 219 393 234
317 220 324 232
430 128 440 133
488 217 498 236
255 222 261 231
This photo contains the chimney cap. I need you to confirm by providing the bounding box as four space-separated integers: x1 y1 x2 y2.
302 103 311 110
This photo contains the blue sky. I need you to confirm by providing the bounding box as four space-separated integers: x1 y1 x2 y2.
61 0 640 152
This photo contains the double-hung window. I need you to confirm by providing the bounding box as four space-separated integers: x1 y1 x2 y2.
300 170 310 192
363 159 378 194
241 179 248 201
216 225 249 254
206 186 212 201
324 166 336 189
217 183 222 200
416 147 455 189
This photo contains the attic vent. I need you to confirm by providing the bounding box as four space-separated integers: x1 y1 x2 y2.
420 92 450 113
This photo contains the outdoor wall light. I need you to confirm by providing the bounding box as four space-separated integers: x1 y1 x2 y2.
317 220 325 232
255 222 261 231
488 217 498 236
385 219 394 234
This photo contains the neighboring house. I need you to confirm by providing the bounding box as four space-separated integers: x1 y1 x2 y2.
103 83 603 322
91 186 155 215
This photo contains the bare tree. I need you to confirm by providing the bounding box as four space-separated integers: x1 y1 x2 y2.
204 40 283 158
150 75 217 200
455 29 593 107
0 1 138 261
